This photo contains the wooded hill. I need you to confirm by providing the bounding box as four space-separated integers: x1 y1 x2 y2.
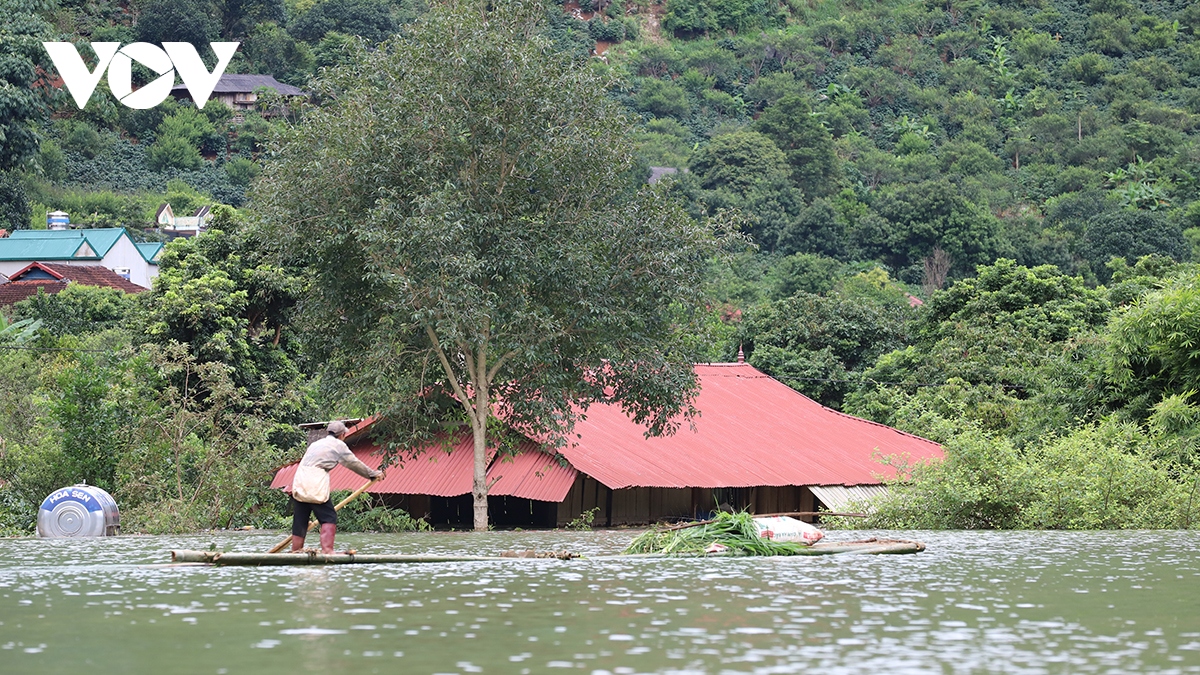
6 0 1199 280
1 0 1200 532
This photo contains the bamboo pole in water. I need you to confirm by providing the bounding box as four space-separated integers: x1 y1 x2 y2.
267 477 380 554
175 550 508 565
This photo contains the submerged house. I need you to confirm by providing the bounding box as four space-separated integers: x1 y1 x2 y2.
272 362 943 528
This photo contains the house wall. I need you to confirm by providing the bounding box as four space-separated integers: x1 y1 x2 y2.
214 93 255 110
0 262 32 278
553 477 821 527
57 235 156 288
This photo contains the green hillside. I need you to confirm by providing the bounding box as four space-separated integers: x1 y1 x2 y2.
2 0 1200 531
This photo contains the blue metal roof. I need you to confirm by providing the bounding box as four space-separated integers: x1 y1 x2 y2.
1 228 132 262
0 235 95 261
136 242 164 263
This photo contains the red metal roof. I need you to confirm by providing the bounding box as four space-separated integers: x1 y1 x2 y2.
271 434 577 502
485 441 577 501
271 363 941 501
272 437 476 497
557 362 942 489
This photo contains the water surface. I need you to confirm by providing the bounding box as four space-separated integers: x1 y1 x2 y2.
1 530 1198 674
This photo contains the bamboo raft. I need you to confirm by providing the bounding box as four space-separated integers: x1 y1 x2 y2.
170 538 923 566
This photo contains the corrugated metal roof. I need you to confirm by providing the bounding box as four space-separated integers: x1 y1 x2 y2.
136 242 164 263
558 363 942 489
485 441 577 502
0 236 93 261
272 439 476 497
171 74 305 96
3 228 130 260
271 434 574 501
272 363 941 502
809 485 889 512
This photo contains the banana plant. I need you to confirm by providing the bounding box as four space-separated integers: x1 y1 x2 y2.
0 316 43 346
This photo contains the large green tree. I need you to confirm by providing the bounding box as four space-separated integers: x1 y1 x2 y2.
257 0 720 530
0 0 52 172
752 94 839 198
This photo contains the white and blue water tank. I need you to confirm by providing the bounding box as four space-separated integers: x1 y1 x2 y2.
37 484 120 538
46 210 70 229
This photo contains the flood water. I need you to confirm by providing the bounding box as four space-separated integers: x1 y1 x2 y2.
1 529 1198 674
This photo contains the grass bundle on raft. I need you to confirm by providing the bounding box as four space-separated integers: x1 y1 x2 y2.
623 511 809 556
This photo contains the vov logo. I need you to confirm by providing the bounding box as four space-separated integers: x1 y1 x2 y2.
42 42 240 110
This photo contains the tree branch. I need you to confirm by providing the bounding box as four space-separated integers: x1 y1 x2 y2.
425 323 478 425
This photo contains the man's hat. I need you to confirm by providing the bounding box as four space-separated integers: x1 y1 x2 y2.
327 420 347 436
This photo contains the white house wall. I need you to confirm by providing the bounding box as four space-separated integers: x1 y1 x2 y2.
0 262 32 278
57 235 157 288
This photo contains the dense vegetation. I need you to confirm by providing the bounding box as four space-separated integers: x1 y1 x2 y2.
3 0 1200 531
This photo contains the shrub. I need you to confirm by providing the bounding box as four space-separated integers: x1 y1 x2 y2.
63 122 106 159
1064 53 1110 85
157 108 220 153
224 157 261 187
635 78 690 118
14 285 137 336
587 17 625 42
333 493 431 532
862 419 1198 529
37 140 67 182
148 134 204 171
1021 421 1193 529
866 427 1031 529
0 172 30 230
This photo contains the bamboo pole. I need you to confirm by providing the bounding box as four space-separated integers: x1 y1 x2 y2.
175 550 507 565
267 477 380 553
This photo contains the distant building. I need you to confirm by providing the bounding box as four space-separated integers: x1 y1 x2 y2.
0 262 146 307
648 167 679 184
272 363 943 528
170 74 305 113
0 228 162 289
155 203 212 238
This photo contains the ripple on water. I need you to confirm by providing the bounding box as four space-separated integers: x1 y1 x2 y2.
1 530 1199 674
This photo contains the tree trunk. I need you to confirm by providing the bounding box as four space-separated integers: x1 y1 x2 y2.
472 415 488 531
424 326 493 531
472 345 490 531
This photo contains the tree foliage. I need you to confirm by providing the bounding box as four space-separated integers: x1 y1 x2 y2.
257 0 720 530
0 0 53 171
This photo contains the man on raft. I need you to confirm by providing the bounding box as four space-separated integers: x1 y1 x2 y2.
290 420 383 553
